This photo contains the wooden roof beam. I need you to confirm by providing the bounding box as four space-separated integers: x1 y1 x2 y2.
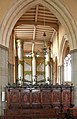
35 5 39 23
15 21 58 31
16 38 44 44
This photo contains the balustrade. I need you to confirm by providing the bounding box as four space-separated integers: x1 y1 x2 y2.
5 83 74 109
3 83 76 118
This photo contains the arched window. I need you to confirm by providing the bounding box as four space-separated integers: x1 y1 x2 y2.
64 54 71 82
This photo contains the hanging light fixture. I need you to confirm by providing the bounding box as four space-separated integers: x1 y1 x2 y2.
42 32 47 54
42 6 47 55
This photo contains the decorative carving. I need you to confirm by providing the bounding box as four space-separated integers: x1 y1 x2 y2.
32 91 40 104
62 90 70 107
4 84 75 118
5 84 74 109
42 90 51 104
21 92 30 103
10 91 19 103
53 91 60 104
63 92 70 102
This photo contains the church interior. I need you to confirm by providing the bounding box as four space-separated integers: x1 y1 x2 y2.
0 0 77 119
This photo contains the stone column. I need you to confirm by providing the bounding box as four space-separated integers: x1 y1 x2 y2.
14 39 18 83
17 40 23 85
70 49 77 107
32 52 36 84
45 47 50 84
58 65 64 84
58 65 61 84
50 62 53 83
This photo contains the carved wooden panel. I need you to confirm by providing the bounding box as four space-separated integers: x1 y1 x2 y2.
32 90 41 108
62 90 70 107
10 92 19 103
21 90 30 103
21 89 30 108
5 85 73 110
32 90 40 104
42 90 51 104
52 89 61 107
41 89 52 108
9 89 20 108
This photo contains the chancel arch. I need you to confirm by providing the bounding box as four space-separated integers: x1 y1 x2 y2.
0 0 77 49
1 0 77 117
0 0 77 86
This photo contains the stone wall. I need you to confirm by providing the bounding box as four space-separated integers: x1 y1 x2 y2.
0 45 9 115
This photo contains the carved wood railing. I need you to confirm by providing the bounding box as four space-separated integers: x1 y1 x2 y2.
5 83 74 109
4 83 74 118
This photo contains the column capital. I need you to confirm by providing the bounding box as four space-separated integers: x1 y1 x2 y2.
16 39 23 48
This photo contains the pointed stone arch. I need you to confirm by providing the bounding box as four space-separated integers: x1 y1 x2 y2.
0 0 77 50
59 35 70 65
